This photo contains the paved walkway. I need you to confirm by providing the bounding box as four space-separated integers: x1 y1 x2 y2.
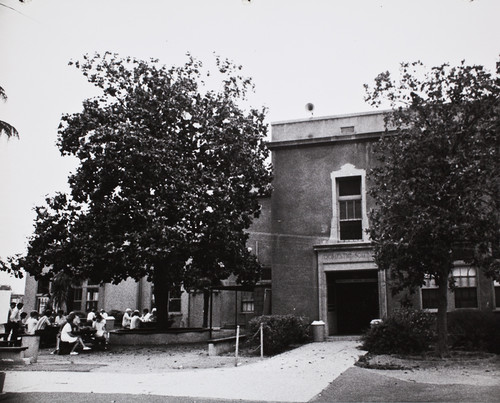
4 341 362 402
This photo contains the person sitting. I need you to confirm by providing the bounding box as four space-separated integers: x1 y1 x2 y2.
60 312 91 355
92 313 108 349
99 309 108 319
54 310 66 327
86 309 96 324
141 308 151 322
121 308 132 329
35 309 52 331
149 308 157 322
130 310 142 329
25 311 39 335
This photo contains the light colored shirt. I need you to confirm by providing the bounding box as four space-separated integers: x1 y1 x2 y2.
26 317 38 335
122 312 131 328
93 319 107 337
35 316 51 331
60 322 77 343
130 316 142 329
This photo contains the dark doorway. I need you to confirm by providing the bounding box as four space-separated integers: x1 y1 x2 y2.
327 270 379 335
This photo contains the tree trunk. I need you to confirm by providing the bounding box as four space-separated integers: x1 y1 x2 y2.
153 267 170 330
436 273 450 357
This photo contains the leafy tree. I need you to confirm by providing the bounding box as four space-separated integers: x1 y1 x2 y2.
14 52 272 328
0 86 19 139
365 60 500 356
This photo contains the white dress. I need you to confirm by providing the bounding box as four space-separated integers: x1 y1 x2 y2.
60 322 77 343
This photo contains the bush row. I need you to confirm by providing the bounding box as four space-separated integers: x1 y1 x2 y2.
361 308 500 355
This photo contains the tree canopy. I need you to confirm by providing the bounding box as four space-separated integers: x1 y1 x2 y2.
14 52 272 327
365 60 500 355
0 86 19 139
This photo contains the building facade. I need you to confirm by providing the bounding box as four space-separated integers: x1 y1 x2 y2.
22 110 500 333
267 110 499 335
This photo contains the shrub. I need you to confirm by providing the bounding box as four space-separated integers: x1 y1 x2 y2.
247 314 310 356
447 310 500 354
361 308 436 355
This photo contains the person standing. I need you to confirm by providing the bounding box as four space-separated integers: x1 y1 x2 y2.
25 311 39 335
8 303 23 343
3 302 16 341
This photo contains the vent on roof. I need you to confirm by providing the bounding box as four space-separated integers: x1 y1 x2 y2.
340 126 355 134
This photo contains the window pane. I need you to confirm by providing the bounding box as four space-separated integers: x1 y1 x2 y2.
354 199 361 219
455 288 478 308
348 200 355 219
340 221 362 240
168 298 181 312
422 288 439 309
340 201 347 220
338 176 361 196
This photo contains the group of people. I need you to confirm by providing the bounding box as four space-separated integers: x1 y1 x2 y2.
121 307 156 329
3 302 111 355
56 309 110 355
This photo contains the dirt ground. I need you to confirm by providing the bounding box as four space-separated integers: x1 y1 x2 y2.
2 342 263 373
357 350 500 387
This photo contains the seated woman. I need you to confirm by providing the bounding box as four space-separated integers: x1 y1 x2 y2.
92 313 108 350
60 312 92 355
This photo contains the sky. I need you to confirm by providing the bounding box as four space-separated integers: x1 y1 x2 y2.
0 0 499 294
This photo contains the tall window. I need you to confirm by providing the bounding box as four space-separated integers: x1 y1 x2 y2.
337 176 362 240
86 288 99 311
453 267 477 308
330 164 367 242
71 287 83 311
421 275 439 310
241 292 255 313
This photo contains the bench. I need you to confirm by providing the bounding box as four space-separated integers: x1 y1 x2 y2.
0 346 29 362
208 334 247 356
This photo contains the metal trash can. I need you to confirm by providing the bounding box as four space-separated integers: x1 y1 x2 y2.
311 320 325 342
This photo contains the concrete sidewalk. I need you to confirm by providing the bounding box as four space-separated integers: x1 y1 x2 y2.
3 341 362 402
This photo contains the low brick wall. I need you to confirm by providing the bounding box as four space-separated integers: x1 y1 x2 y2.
109 328 210 346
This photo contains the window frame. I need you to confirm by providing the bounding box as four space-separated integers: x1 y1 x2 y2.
330 164 368 242
453 266 478 309
421 274 439 311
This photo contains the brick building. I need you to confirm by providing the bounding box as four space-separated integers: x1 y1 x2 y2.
22 110 500 333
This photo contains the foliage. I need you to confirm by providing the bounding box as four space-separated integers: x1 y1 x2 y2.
364 60 500 354
361 309 436 355
447 310 500 354
0 85 19 138
8 52 272 328
247 314 310 356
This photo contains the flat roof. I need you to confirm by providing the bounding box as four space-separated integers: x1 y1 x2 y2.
271 109 391 126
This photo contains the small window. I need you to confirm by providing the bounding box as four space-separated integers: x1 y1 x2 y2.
241 292 255 313
37 278 50 295
36 296 50 314
494 281 500 309
85 288 99 311
168 288 182 313
421 275 439 309
453 267 477 308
